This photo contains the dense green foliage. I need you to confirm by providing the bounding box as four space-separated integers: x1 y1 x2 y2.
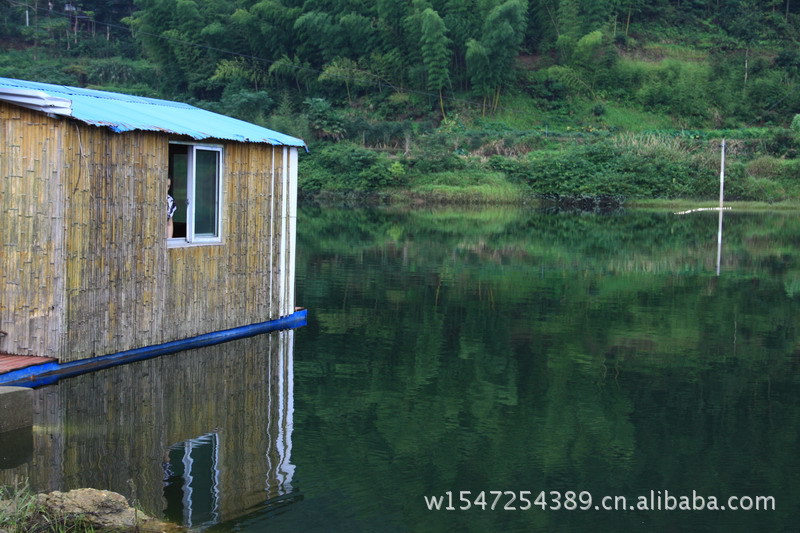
2 0 800 201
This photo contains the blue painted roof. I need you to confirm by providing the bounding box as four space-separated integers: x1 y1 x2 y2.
0 77 306 148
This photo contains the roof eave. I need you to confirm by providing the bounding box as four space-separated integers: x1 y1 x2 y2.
0 88 72 116
75 118 307 148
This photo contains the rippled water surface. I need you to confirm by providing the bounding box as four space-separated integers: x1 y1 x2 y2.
3 205 800 532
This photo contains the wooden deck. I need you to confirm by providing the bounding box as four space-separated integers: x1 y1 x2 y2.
0 354 57 375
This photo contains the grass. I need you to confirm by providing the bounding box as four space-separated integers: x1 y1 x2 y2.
484 91 676 134
598 102 674 131
402 183 526 204
626 198 800 211
639 42 710 61
489 94 566 130
0 483 96 533
403 170 528 204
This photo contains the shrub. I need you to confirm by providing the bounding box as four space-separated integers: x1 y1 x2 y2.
523 70 568 107
220 88 274 123
791 114 800 134
299 141 403 191
721 162 786 201
488 139 722 199
487 156 533 183
746 156 783 179
635 60 711 123
765 128 799 158
407 135 467 173
304 97 346 140
742 177 786 203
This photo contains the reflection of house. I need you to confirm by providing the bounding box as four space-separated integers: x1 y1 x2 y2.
0 331 298 526
163 433 222 528
0 77 304 363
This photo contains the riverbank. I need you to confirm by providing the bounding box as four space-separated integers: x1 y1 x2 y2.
0 484 182 532
300 188 800 212
627 199 800 211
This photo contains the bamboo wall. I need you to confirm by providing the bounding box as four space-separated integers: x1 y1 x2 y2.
0 102 67 357
0 330 297 524
63 122 168 359
1 101 299 362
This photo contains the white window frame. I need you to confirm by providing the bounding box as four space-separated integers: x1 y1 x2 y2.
168 142 224 247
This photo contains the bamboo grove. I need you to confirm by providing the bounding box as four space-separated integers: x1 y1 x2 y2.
2 0 800 119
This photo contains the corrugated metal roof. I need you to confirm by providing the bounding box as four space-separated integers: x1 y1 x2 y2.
0 77 306 148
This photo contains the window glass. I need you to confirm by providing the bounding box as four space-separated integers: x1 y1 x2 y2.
195 149 219 236
168 144 189 238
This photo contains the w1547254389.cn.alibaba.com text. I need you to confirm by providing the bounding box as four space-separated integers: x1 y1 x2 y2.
423 490 776 512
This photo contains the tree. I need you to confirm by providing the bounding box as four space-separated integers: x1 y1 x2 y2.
336 12 378 59
268 54 316 91
466 0 528 113
420 7 451 117
293 10 334 65
211 57 268 89
466 38 492 111
303 97 346 140
402 0 433 87
124 0 191 93
245 0 303 59
442 0 481 90
318 56 374 104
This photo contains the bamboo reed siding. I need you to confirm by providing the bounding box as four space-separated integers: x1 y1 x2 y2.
1 102 67 358
1 101 298 362
64 122 168 360
0 331 297 521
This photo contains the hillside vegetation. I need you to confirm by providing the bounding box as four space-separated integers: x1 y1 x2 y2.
2 0 800 204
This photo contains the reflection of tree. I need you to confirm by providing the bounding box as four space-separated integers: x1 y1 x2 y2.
291 206 800 531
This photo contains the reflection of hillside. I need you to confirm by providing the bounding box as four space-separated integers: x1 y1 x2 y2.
297 206 800 380
291 206 800 533
0 331 297 527
299 206 800 276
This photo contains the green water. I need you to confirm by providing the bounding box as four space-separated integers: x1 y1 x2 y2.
4 205 800 532
232 206 800 532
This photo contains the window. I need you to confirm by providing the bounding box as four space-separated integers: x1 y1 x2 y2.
168 143 223 245
163 433 221 528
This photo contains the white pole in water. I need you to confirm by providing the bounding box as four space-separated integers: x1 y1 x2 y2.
716 139 726 276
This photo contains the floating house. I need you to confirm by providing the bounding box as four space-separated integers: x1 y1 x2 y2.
0 77 305 365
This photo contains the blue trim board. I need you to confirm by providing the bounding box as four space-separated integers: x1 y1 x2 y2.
0 310 307 388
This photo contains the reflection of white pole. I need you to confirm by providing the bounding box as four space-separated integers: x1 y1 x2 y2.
716 139 726 276
279 330 295 489
266 330 295 498
182 442 195 528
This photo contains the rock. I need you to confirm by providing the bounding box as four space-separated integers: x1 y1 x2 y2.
0 386 33 432
35 488 182 532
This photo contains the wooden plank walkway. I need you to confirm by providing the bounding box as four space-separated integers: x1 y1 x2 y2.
0 354 57 375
